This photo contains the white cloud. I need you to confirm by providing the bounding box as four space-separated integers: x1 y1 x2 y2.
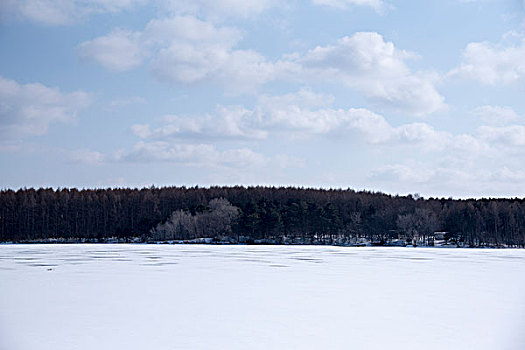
450 36 525 84
255 91 455 146
393 123 485 154
295 32 445 116
111 141 302 169
78 16 280 92
161 0 284 19
79 21 443 114
0 76 91 136
69 149 105 164
151 42 276 91
132 106 267 140
371 164 437 183
129 89 480 151
58 85 525 195
131 89 395 142
88 0 147 12
371 163 525 198
257 88 335 109
77 29 145 71
368 117 525 197
472 105 521 125
2 0 284 25
118 142 253 166
371 165 484 196
258 105 394 142
145 16 285 91
395 123 446 147
144 16 242 47
109 96 147 108
8 0 77 25
2 0 146 25
79 24 442 114
478 125 525 146
122 89 525 181
312 0 385 12
448 133 487 154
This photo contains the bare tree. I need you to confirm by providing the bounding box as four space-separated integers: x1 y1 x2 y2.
151 210 195 240
397 208 439 245
151 198 239 241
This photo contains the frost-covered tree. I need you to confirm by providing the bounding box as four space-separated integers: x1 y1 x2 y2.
196 198 240 238
397 208 439 245
151 198 239 241
151 210 195 240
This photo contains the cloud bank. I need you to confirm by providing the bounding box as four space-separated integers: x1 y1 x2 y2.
0 76 91 136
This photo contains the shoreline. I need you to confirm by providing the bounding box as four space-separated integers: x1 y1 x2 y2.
1 239 521 249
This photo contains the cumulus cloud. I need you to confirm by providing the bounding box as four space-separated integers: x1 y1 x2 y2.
472 105 521 125
2 0 285 25
312 0 385 12
257 88 335 109
262 97 497 158
77 29 145 71
368 115 525 197
371 163 525 198
161 0 284 19
109 96 147 108
127 89 493 159
395 123 446 147
478 125 525 147
394 123 488 155
79 25 442 114
2 0 147 25
450 36 525 84
132 106 267 140
131 89 396 143
78 16 283 92
124 90 525 181
93 141 304 169
63 86 525 193
147 17 279 90
371 164 440 184
294 32 445 116
258 105 394 142
69 149 105 164
130 89 458 150
370 165 490 196
144 16 243 48
0 76 91 136
118 142 265 167
70 140 306 174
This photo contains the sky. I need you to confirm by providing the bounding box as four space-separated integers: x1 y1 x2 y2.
1 0 525 198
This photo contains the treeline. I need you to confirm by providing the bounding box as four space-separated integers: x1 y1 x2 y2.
1 186 524 247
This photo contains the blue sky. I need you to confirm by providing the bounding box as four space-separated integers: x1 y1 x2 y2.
1 0 525 198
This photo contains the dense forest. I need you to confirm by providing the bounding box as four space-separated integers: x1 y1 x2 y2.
1 186 524 247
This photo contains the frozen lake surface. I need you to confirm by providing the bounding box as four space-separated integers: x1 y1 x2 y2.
1 244 525 350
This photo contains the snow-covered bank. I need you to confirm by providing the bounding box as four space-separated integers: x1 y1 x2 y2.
4 235 521 248
1 245 525 350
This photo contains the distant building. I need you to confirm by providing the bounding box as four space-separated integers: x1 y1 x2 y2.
433 232 447 240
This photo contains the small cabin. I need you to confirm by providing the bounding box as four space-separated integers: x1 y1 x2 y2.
433 232 447 240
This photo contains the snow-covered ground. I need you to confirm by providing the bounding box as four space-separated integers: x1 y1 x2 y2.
1 245 524 350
